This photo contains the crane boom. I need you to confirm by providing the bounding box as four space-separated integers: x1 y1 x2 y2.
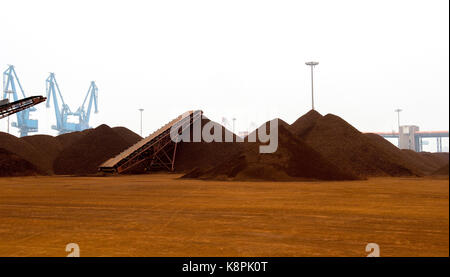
78 81 98 129
46 73 69 131
45 72 98 134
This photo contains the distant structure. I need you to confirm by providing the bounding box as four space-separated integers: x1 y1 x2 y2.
377 127 448 152
238 131 249 138
394 109 402 129
305 61 319 110
375 109 448 152
394 108 402 147
46 72 98 134
221 117 229 129
232 117 236 134
2 65 39 137
138 108 144 136
399 125 420 150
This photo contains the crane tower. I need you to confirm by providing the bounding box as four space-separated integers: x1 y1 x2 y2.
2 65 39 136
46 72 98 134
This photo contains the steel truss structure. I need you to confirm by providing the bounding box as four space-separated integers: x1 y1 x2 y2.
99 110 202 173
3 65 39 136
0 96 46 120
46 73 98 134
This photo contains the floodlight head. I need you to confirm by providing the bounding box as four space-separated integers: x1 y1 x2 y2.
305 61 319 66
395 109 402 113
139 108 144 112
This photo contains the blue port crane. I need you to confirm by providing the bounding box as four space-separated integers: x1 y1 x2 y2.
45 72 98 134
2 65 39 137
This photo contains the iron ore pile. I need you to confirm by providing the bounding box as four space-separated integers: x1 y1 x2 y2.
0 125 141 176
0 110 448 180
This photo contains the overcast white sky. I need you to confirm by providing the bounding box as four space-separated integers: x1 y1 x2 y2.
1 0 449 149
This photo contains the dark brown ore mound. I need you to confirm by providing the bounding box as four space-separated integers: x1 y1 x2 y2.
430 152 449 164
363 133 424 175
112 127 143 145
55 131 87 150
0 132 52 174
290 109 323 137
0 148 43 176
289 111 419 177
400 150 449 175
53 124 141 175
1 126 141 176
419 152 449 171
20 134 64 174
183 120 359 181
174 117 245 172
431 163 449 176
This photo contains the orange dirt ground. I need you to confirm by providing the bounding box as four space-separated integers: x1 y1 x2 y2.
0 174 448 257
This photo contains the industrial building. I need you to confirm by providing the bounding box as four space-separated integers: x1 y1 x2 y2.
378 126 449 152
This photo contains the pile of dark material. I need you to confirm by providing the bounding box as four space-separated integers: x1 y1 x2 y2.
0 125 141 176
174 117 245 172
289 110 421 177
0 110 448 181
181 110 448 181
182 118 359 181
0 148 43 176
431 163 449 176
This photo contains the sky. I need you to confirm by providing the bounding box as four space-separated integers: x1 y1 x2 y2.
1 0 449 150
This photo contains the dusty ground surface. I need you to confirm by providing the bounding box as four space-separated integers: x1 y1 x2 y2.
0 174 448 257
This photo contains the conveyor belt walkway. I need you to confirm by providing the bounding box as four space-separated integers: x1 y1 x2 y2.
99 110 202 173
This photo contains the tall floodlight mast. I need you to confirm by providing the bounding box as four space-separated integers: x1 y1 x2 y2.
395 108 402 131
139 108 144 136
305 61 319 110
232 117 236 134
395 108 402 147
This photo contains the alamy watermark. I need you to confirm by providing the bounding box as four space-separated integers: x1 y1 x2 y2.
366 243 380 257
170 111 278 153
66 243 80 257
62 242 379 257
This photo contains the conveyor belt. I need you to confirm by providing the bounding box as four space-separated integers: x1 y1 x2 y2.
99 110 202 173
0 96 46 119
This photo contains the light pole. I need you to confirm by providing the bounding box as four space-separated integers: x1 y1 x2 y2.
395 109 402 131
138 108 144 137
305 61 319 110
395 108 402 147
232 117 236 134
